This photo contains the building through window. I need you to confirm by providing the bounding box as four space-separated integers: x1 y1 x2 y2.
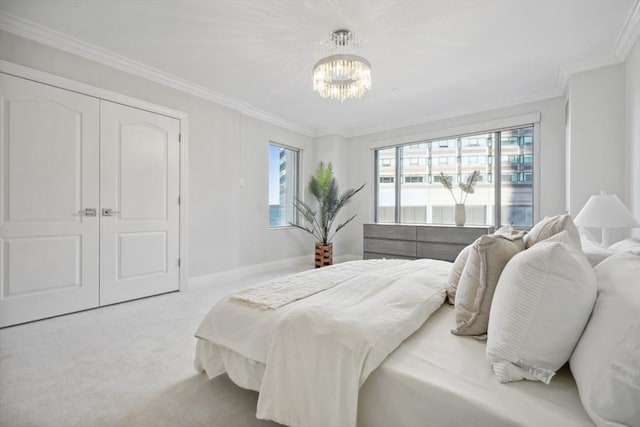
375 125 534 227
268 143 299 227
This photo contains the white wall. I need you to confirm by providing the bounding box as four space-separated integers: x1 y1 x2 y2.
0 30 314 278
566 64 626 217
626 35 640 237
344 97 567 256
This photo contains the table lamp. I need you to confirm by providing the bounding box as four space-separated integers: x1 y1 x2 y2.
574 191 639 246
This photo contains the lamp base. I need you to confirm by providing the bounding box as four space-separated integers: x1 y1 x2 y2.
601 228 610 247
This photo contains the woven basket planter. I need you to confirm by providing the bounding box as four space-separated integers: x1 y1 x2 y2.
315 242 333 268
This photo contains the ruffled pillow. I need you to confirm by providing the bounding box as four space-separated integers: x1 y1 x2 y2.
445 244 472 305
452 231 526 337
445 225 519 306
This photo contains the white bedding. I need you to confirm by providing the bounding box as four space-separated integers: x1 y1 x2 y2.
255 259 448 427
229 258 406 309
195 306 594 427
195 259 409 364
194 259 595 427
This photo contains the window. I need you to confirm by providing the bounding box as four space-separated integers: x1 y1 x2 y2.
268 143 299 227
404 175 425 183
374 125 534 228
375 147 396 223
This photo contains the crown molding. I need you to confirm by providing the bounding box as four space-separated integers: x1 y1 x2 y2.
0 11 314 137
337 87 563 139
614 0 640 60
314 127 351 138
555 52 624 95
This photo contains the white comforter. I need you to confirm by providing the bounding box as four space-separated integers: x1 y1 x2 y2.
195 259 410 364
254 259 448 427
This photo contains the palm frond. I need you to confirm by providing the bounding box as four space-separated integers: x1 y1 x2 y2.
292 162 365 245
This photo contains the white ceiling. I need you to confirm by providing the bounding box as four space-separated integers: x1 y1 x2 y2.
0 0 637 137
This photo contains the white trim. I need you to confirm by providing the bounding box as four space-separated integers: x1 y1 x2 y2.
533 121 542 223
188 254 361 288
614 0 640 60
0 61 191 293
555 53 624 96
0 60 187 119
366 112 541 150
179 117 190 291
327 91 556 139
188 256 311 289
0 11 314 137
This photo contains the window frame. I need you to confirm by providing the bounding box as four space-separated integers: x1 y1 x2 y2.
372 118 539 228
268 142 300 229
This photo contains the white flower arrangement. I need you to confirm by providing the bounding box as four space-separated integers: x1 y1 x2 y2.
439 170 481 204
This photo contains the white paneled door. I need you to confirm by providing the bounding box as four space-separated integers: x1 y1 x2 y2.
0 75 181 327
99 101 180 305
0 74 100 327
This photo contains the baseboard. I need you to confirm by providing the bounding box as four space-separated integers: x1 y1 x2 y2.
188 253 363 289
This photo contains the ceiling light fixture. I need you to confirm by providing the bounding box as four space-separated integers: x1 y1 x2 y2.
312 29 371 101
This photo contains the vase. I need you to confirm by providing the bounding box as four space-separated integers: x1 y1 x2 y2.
315 242 333 268
454 204 466 226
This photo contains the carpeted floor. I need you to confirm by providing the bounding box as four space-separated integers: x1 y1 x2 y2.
0 264 309 427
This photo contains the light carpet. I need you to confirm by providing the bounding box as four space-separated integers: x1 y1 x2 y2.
0 265 309 427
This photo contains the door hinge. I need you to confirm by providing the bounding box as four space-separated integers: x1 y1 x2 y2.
178 196 181 205
178 133 182 143
178 258 181 268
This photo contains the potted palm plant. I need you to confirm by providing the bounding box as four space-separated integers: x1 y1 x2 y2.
290 162 365 267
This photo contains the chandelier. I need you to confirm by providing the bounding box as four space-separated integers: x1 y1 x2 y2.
312 30 372 101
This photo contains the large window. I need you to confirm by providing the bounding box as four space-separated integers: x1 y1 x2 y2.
268 143 299 227
375 125 534 227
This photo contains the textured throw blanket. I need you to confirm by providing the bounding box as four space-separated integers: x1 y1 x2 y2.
255 259 450 427
230 259 408 310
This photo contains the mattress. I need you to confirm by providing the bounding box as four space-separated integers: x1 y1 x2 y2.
358 304 595 427
195 304 595 427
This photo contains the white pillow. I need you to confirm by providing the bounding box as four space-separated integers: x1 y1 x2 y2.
486 231 597 384
524 214 581 249
578 226 613 267
570 251 640 427
608 237 640 254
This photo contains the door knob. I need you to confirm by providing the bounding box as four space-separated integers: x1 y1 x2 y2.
102 208 120 217
79 208 97 217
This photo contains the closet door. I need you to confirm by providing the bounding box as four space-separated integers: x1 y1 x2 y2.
0 74 100 327
99 101 180 305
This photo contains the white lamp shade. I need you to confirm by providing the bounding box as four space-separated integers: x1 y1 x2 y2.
574 193 639 228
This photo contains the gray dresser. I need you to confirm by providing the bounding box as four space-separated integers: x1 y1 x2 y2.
363 224 494 262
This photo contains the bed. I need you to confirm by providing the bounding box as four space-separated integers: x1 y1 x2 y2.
194 216 640 427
